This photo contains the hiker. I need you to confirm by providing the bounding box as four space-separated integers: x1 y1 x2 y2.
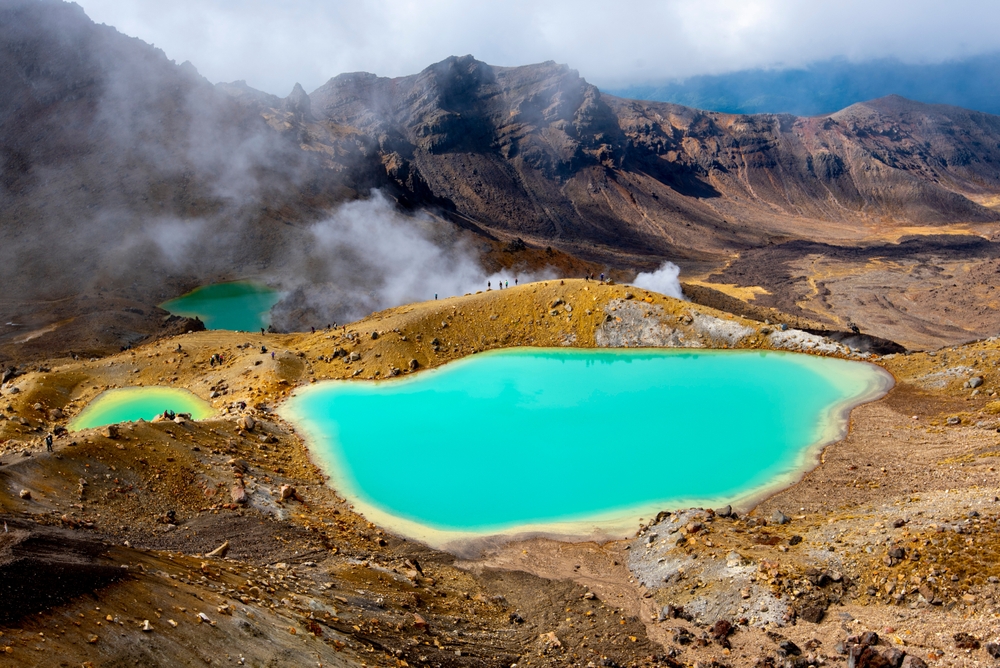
261 345 267 354
487 281 491 290
311 326 315 333
271 351 275 360
515 278 518 285
600 272 604 282
434 294 438 300
44 433 53 452
261 327 265 335
505 280 508 288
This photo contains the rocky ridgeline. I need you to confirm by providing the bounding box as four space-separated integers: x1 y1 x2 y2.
596 296 875 358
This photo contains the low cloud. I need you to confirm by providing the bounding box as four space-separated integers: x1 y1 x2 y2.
76 0 1000 95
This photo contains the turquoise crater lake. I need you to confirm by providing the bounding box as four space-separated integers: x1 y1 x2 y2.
279 348 892 546
160 281 281 331
69 387 214 431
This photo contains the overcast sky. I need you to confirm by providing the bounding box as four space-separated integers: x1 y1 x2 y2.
75 0 1000 97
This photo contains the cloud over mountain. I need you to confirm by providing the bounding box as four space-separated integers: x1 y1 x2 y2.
75 0 1000 95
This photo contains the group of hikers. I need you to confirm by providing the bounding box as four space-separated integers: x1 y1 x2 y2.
486 273 608 291
487 278 517 290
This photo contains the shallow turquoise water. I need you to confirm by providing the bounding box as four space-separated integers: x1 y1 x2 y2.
69 387 214 431
280 348 890 539
160 281 281 331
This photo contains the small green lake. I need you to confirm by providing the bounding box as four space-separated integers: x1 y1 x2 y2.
279 348 892 546
160 281 281 331
69 387 214 431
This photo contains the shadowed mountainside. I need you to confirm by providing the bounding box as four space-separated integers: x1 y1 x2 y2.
302 57 1000 262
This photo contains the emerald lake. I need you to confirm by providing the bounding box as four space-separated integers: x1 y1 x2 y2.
69 387 214 431
279 348 892 546
160 281 281 331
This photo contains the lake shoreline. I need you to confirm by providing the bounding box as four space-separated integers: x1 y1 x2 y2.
279 347 894 554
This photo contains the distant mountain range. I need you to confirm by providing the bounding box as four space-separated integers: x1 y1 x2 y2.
606 54 1000 117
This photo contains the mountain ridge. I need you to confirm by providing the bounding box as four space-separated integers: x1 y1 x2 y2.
5 0 1000 356
285 55 1000 257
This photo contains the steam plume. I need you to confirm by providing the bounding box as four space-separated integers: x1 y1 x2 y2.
630 262 685 300
268 192 553 330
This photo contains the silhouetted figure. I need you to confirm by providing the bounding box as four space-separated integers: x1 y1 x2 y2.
45 433 53 452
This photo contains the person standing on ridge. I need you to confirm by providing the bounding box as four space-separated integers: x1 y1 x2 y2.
45 433 53 452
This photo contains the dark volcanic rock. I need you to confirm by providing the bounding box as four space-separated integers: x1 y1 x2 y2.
0 518 125 623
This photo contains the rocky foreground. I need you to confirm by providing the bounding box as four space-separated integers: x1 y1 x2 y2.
1 280 1000 667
